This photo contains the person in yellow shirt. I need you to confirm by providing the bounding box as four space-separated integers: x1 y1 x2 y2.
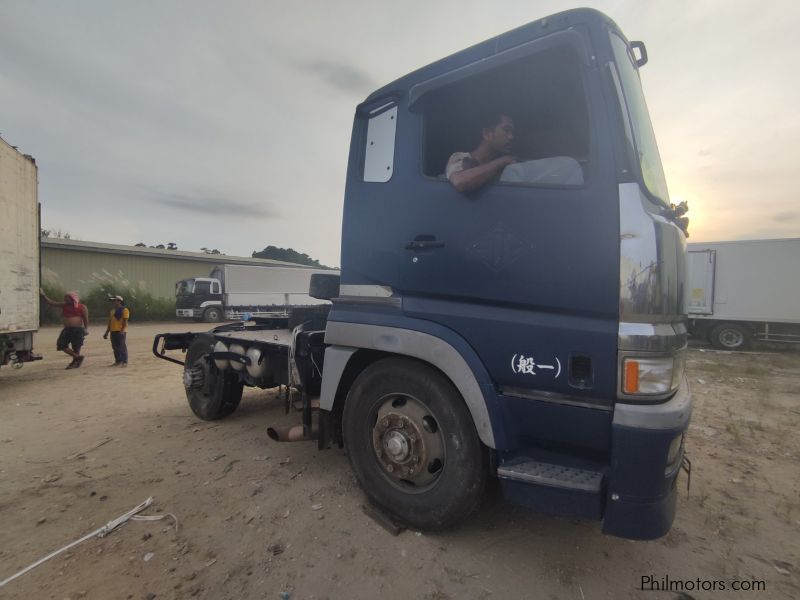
103 295 130 367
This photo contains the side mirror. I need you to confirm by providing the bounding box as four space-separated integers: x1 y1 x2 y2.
309 273 340 300
630 41 648 67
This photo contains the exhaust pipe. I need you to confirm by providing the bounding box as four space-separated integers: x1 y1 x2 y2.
267 424 318 442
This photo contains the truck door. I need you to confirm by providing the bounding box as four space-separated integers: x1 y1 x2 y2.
343 34 621 405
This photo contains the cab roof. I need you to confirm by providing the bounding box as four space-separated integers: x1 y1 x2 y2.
362 8 619 107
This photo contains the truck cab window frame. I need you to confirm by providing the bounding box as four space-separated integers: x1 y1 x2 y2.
608 31 670 204
418 41 593 190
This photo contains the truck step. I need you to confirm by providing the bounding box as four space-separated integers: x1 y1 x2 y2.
498 458 603 493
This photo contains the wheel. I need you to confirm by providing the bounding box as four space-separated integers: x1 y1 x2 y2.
203 306 223 322
183 334 243 420
710 322 751 351
343 357 488 530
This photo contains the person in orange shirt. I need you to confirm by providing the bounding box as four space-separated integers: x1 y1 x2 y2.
103 295 130 367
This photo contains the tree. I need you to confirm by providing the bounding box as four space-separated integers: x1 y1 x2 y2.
136 242 178 250
252 245 331 269
41 228 71 239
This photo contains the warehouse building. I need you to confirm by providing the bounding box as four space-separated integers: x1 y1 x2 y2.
41 238 307 300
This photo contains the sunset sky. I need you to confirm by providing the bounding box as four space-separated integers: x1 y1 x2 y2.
2 0 798 266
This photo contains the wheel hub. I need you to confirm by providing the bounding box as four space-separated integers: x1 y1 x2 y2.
373 413 424 475
183 364 205 389
720 329 743 347
384 430 410 461
371 395 445 488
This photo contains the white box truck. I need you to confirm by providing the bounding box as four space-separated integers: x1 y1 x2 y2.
175 264 337 322
0 137 41 369
686 238 800 349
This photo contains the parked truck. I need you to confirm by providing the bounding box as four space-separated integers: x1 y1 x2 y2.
686 238 800 350
155 8 692 539
0 137 42 370
175 264 337 322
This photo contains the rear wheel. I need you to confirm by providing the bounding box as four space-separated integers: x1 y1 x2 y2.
184 334 243 420
710 322 751 351
343 357 488 530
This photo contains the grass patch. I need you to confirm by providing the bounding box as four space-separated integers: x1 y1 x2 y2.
725 421 741 442
40 281 175 324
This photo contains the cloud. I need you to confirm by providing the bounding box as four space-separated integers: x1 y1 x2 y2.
299 59 378 94
148 190 279 219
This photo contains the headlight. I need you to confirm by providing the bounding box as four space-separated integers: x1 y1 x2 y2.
622 350 685 397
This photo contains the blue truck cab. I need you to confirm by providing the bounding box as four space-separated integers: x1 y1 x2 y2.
155 8 691 540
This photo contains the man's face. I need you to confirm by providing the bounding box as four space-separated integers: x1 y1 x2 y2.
485 115 515 155
64 295 74 305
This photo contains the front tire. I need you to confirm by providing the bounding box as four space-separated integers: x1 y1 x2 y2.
343 357 488 530
184 334 243 420
203 306 223 323
710 322 751 351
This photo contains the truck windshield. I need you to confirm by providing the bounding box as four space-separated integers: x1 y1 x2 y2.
609 32 670 203
176 280 193 296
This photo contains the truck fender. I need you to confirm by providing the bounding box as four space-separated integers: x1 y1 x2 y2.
199 300 223 309
321 321 498 449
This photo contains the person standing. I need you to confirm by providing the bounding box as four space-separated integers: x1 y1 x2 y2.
103 295 129 367
40 289 89 369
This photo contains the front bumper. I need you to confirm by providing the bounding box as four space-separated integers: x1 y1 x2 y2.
602 377 692 539
176 309 195 318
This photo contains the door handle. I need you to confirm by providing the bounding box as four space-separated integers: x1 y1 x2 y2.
405 238 445 251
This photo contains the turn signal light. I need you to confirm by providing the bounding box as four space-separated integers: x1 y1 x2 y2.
621 356 679 395
624 360 640 394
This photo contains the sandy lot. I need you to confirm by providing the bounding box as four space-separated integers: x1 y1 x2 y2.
1 323 799 599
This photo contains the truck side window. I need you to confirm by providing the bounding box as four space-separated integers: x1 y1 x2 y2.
423 44 589 188
211 281 221 295
194 281 211 295
363 103 398 183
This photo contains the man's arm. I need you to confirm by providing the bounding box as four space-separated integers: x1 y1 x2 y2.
449 155 516 193
81 305 90 332
39 289 62 307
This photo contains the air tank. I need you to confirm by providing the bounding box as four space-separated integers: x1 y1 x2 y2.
213 341 229 370
245 347 269 379
228 343 246 371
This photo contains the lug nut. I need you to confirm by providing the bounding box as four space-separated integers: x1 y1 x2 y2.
386 464 394 473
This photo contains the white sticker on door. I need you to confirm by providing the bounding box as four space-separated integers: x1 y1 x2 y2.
511 354 562 378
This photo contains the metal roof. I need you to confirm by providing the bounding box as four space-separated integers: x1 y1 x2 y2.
41 237 314 268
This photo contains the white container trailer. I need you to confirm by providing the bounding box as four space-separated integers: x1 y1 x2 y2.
686 238 800 349
0 137 41 369
176 264 337 322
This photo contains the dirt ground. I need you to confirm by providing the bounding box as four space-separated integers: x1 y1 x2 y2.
1 323 799 600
